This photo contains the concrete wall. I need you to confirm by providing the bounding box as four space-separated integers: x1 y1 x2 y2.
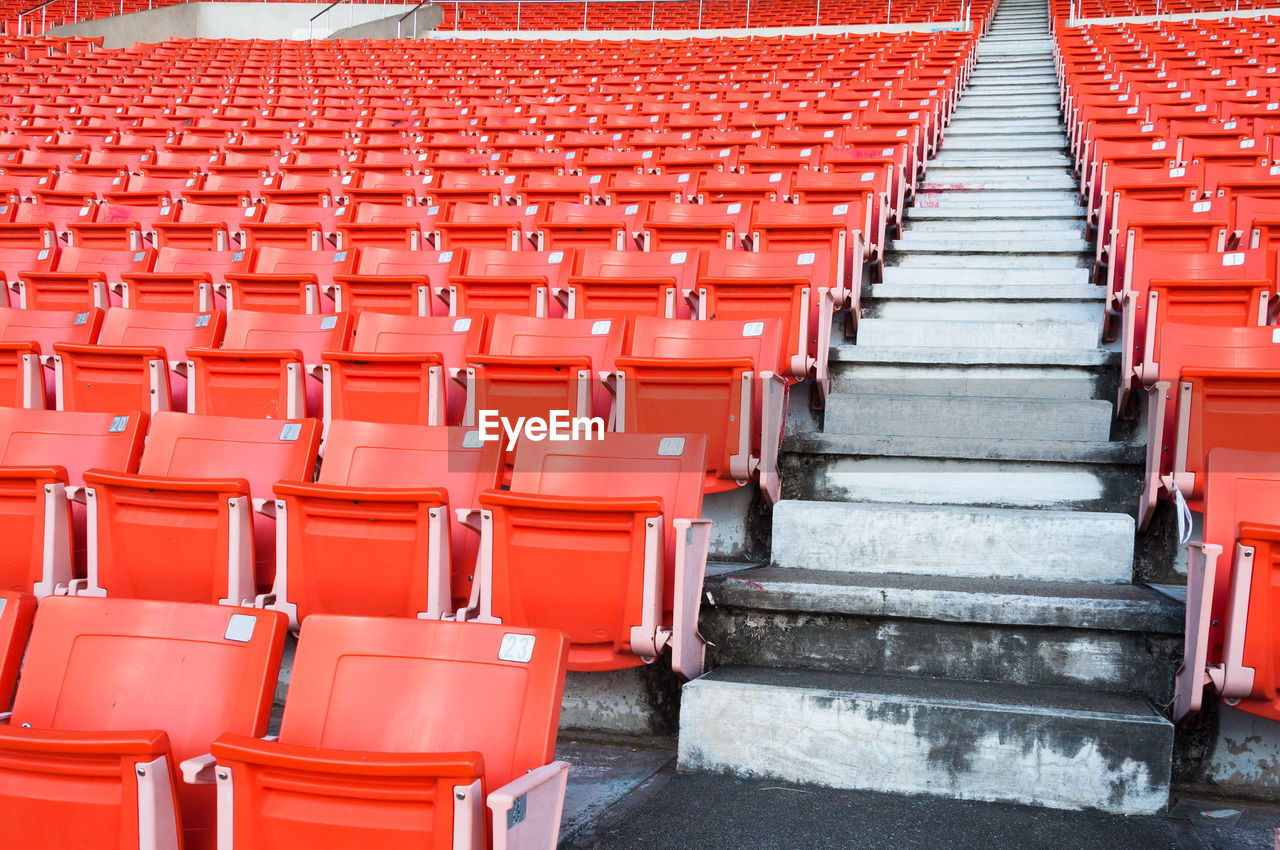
327 3 441 37
44 1 419 45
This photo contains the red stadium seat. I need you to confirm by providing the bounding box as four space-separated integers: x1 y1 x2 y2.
0 408 146 597
473 431 709 677
270 422 503 623
79 412 321 604
333 247 460 316
226 246 353 314
188 310 353 419
616 316 787 502
447 247 575 327
1176 449 1280 722
0 306 103 408
643 200 750 250
565 247 698 326
209 616 568 850
466 313 623 432
16 246 154 311
323 312 482 428
0 596 284 850
54 308 225 414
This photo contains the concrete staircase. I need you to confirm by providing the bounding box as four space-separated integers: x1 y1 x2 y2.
677 0 1182 814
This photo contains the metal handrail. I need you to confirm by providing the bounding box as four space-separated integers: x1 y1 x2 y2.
398 0 431 21
309 0 349 23
17 0 54 15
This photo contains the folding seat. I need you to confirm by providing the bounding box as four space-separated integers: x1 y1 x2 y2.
425 171 520 209
10 199 97 237
751 201 868 306
76 201 180 247
322 312 482 428
564 246 698 324
1103 197 1231 308
336 202 440 249
269 422 502 623
79 411 321 603
789 170 889 264
207 616 568 849
160 199 265 250
466 313 623 437
240 203 343 252
1182 136 1270 169
736 145 822 175
473 430 709 677
33 170 129 205
0 589 34 708
54 308 225 414
1175 448 1280 722
1236 192 1280 256
119 246 250 312
643 200 751 250
188 310 353 420
519 171 602 205
692 170 789 206
615 316 787 503
0 595 283 849
185 170 280 205
0 166 55 199
604 171 693 204
1137 322 1280 533
225 246 353 314
15 245 155 310
1096 163 1204 246
1119 248 1271 413
435 201 540 252
538 201 645 251
447 247 575 326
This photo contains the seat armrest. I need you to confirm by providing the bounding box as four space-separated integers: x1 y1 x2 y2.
181 753 217 785
488 761 570 850
211 733 483 779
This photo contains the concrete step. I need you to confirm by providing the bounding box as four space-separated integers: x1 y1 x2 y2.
856 317 1099 349
961 85 1060 96
678 668 1172 814
701 569 1180 697
930 152 1072 166
890 236 1089 254
945 120 1066 134
953 105 1061 119
830 359 1108 401
903 217 1082 232
770 501 1133 582
870 281 1101 300
912 189 1082 207
904 206 1085 223
823 394 1114 441
880 265 1090 285
867 294 1105 324
940 135 1066 151
922 168 1076 187
953 95 1059 108
779 439 1141 513
890 253 1086 269
968 72 1060 84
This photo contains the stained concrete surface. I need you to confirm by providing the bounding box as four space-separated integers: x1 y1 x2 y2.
560 759 1280 849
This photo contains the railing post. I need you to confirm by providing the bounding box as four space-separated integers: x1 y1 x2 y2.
745 0 749 27
649 0 654 29
814 0 819 26
516 0 521 29
73 0 76 21
582 0 588 29
697 0 702 28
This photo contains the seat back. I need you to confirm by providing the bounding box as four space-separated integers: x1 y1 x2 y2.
6 596 284 848
221 309 352 364
335 247 459 315
0 407 147 484
1180 368 1280 506
137 411 320 494
0 305 103 352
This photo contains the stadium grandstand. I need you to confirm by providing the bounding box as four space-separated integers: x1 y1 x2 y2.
0 0 1276 844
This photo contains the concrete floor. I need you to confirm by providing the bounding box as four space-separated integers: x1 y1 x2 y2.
559 743 1280 849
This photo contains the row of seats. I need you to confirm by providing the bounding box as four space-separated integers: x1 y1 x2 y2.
0 408 712 677
3 0 993 34
3 197 882 280
1049 0 1276 21
0 592 570 850
1059 22 1280 727
0 307 791 497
